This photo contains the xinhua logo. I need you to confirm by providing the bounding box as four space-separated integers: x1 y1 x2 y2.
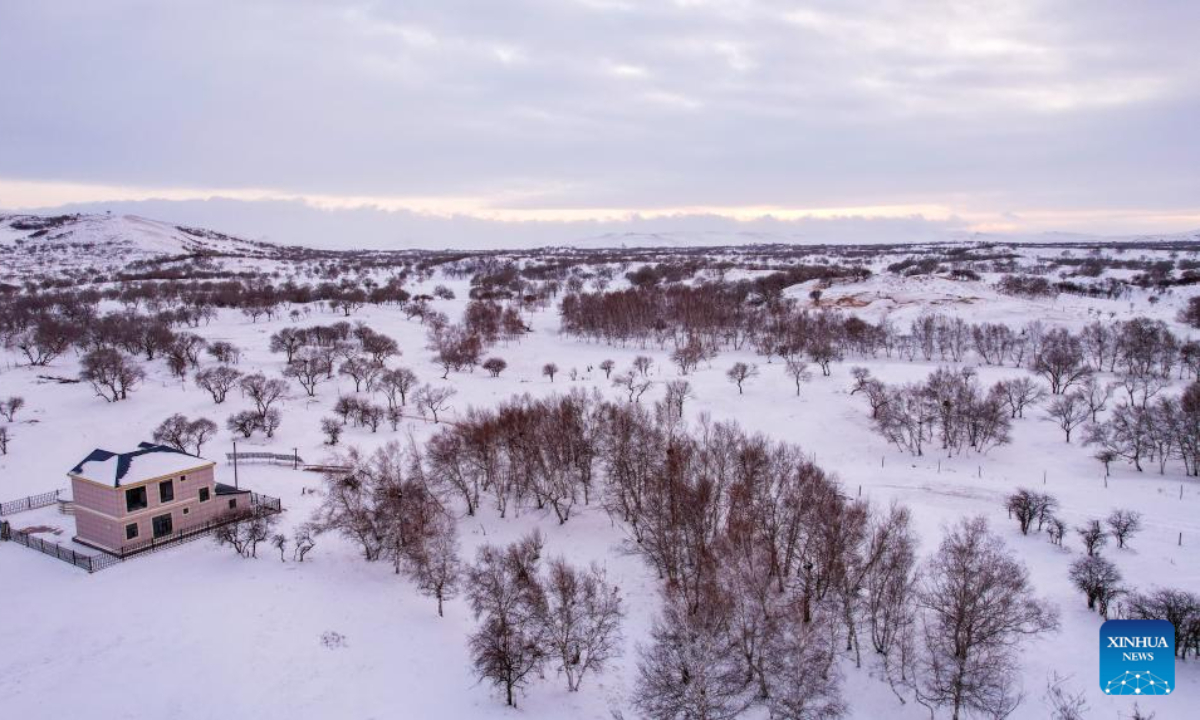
1100 620 1175 696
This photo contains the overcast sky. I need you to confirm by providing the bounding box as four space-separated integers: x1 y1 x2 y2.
2 0 1198 247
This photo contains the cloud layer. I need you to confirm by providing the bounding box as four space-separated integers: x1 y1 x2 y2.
1 0 1197 246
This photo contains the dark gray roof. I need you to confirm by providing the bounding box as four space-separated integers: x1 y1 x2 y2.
70 442 208 487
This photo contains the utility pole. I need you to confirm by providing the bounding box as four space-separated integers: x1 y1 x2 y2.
233 440 240 489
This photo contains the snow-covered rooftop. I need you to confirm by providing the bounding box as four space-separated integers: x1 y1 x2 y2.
69 442 213 487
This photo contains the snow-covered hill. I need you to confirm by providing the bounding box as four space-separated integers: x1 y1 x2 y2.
0 213 280 281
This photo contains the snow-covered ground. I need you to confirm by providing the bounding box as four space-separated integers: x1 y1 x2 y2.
1 268 1198 719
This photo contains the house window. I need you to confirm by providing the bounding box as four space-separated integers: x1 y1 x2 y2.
180 475 187 483
182 507 190 516
159 480 174 503
152 514 173 538
125 523 139 540
199 487 210 502
228 498 237 510
125 486 148 512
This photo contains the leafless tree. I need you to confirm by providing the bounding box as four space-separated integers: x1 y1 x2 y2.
540 558 623 692
784 357 812 396
415 385 457 423
1005 489 1058 536
214 512 278 559
195 365 242 404
1042 672 1089 720
284 348 327 397
240 373 288 416
293 524 316 562
633 355 653 377
613 371 653 403
0 396 25 422
1068 556 1122 616
1079 376 1115 422
1106 509 1143 549
0 426 11 455
339 355 382 392
992 377 1047 419
599 359 615 379
1045 392 1090 442
207 340 241 364
633 591 750 720
662 379 693 420
320 417 342 445
1033 329 1092 395
466 532 548 707
80 348 145 402
483 357 508 377
152 414 218 455
412 515 463 617
1076 519 1107 557
227 410 260 438
543 362 559 382
377 367 418 408
726 362 758 394
915 517 1059 720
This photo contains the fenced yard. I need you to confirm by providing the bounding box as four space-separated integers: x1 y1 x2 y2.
0 493 284 573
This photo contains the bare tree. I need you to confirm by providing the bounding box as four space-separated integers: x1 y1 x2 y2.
1005 489 1058 535
0 396 24 422
240 373 289 416
413 516 462 617
195 365 243 404
634 592 750 720
1076 519 1107 557
540 558 624 692
542 362 559 382
293 524 316 562
1068 556 1122 615
320 417 343 445
285 348 327 397
1042 672 1089 720
214 512 278 558
1033 329 1092 395
726 362 758 394
662 379 693 420
415 385 457 423
1079 376 1115 422
784 357 812 396
152 414 218 455
633 355 653 377
599 359 615 379
993 377 1047 419
1106 509 1143 549
227 411 260 438
613 371 653 403
0 426 11 455
483 357 508 377
466 533 548 707
377 367 418 409
80 348 145 402
916 516 1059 720
1046 392 1090 442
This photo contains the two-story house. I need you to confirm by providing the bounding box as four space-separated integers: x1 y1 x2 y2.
69 442 251 553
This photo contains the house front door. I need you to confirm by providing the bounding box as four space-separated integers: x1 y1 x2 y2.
152 513 173 538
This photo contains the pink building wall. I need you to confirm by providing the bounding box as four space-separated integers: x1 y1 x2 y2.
71 465 248 553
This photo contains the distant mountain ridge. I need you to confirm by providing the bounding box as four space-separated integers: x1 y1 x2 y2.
0 212 285 281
